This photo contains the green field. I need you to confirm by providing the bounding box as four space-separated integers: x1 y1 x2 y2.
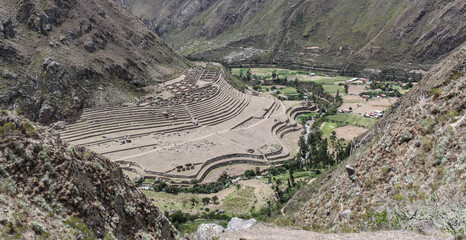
320 122 340 137
325 114 378 129
322 85 344 94
233 67 352 95
281 87 299 95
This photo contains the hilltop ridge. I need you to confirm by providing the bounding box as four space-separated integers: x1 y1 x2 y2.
117 0 465 69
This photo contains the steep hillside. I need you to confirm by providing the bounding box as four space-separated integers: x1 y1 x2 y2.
118 0 465 69
0 111 177 239
0 0 187 124
289 47 465 237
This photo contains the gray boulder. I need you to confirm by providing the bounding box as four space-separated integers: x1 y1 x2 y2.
194 223 224 240
226 217 256 231
2 71 17 79
342 209 352 219
345 165 355 176
84 41 97 53
38 103 54 123
0 11 15 39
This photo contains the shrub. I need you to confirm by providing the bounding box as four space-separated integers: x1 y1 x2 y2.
430 88 443 98
64 216 95 239
244 170 256 179
30 221 47 235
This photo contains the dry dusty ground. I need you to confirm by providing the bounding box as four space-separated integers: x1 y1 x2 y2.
341 95 397 115
78 71 297 180
334 126 368 140
220 224 453 240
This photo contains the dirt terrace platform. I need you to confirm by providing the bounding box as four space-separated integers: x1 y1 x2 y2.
59 69 311 183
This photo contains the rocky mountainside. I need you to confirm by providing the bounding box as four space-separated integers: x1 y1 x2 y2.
117 0 465 69
0 111 177 239
286 46 465 237
0 0 187 124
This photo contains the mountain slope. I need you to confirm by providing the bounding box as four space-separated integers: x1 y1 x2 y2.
118 0 465 68
0 111 177 239
0 0 188 124
289 46 465 237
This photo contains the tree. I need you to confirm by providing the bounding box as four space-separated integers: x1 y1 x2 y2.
344 84 349 94
272 70 277 79
212 195 219 204
201 197 211 205
289 167 295 187
190 197 198 206
244 169 256 179
255 167 261 176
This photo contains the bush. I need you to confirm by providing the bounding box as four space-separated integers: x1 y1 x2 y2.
30 221 47 235
244 170 256 179
430 88 443 98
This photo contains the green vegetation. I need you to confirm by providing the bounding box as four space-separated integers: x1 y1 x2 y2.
281 87 298 95
325 114 378 129
222 186 257 214
151 172 231 194
296 113 317 124
320 122 340 137
322 85 344 95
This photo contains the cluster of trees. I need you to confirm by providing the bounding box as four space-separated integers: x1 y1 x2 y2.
151 172 232 194
359 90 402 98
377 69 423 83
167 210 230 230
298 131 351 170
244 167 261 179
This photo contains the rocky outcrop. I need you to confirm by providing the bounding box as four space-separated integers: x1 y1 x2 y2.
195 223 224 240
0 111 177 239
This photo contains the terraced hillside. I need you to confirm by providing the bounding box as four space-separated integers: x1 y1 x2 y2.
0 0 187 124
117 0 465 68
59 68 319 184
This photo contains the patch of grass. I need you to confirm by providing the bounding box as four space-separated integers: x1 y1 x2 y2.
323 85 344 95
320 122 339 137
325 114 378 128
281 87 298 95
222 186 256 214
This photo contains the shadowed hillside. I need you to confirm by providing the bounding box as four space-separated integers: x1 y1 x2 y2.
117 0 465 69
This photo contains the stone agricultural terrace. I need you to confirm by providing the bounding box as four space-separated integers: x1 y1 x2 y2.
59 69 318 184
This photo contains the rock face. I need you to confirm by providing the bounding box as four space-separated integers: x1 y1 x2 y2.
117 0 465 67
295 47 466 236
0 0 187 124
226 217 257 231
195 223 224 240
0 111 177 239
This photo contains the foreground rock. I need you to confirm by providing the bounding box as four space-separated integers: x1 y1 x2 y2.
0 111 176 239
195 223 224 240
219 223 452 240
226 217 257 231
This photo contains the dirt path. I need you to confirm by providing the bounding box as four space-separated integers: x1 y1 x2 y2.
220 223 452 240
